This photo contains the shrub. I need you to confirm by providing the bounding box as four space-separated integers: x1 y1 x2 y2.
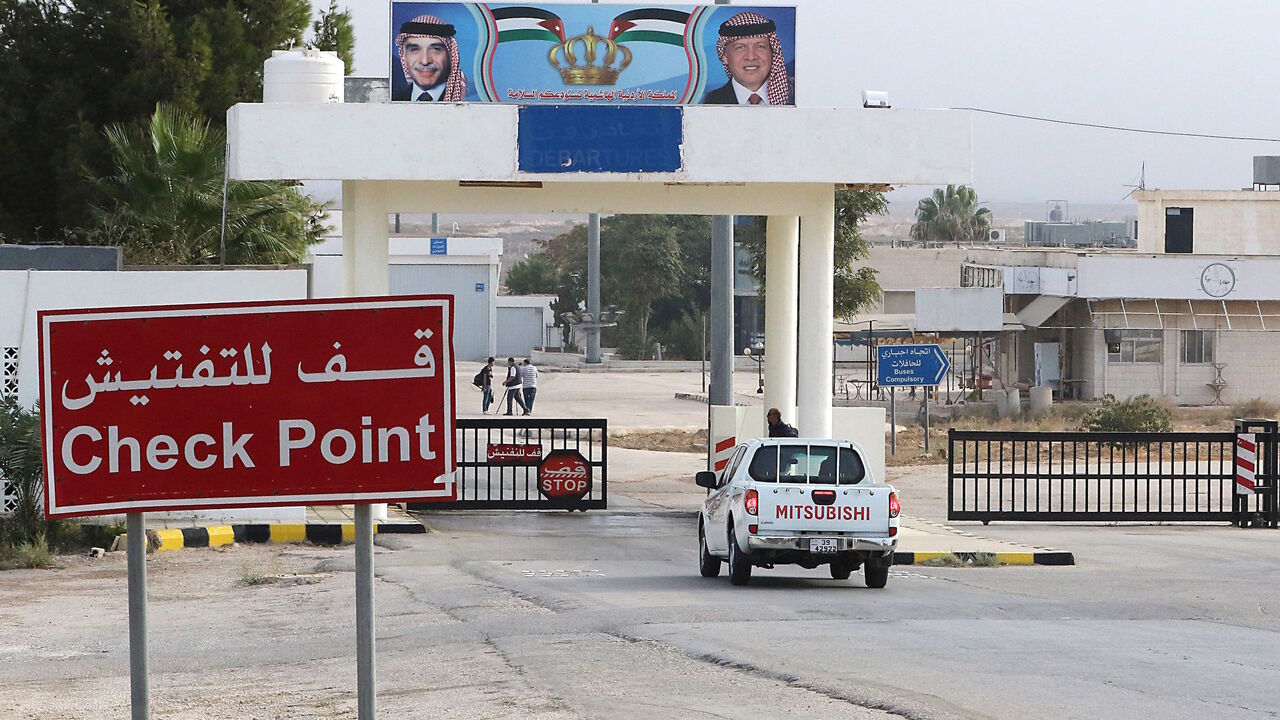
0 399 44 545
1080 394 1172 433
1233 397 1280 421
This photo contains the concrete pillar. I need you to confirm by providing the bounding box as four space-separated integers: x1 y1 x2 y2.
342 181 390 298
586 213 602 363
797 189 835 437
342 180 390 522
764 216 798 421
710 215 735 406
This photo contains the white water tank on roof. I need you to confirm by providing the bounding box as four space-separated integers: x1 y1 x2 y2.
263 47 344 103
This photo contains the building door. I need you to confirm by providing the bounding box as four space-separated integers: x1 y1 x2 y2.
1164 207 1194 254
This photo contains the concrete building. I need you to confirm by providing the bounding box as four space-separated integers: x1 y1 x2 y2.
960 157 1280 405
311 232 556 359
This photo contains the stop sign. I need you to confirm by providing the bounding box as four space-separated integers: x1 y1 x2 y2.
538 449 592 501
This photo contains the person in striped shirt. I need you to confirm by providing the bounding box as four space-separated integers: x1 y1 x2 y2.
520 358 539 415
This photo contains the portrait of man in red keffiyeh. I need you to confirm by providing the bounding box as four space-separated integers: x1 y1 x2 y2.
393 14 469 102
702 11 794 106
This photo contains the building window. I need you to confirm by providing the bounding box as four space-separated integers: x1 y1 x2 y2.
1164 207 1194 254
1180 330 1215 364
1106 329 1163 364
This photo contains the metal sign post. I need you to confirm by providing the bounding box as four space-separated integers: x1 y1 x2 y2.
355 505 375 720
924 390 930 454
889 388 896 455
127 512 149 720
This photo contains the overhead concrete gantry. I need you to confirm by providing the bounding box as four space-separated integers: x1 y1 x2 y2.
227 103 971 437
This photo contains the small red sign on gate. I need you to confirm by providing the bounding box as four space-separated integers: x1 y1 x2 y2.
39 296 457 517
537 449 591 501
486 444 543 465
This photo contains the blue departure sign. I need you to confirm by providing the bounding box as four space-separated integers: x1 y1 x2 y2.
877 344 951 387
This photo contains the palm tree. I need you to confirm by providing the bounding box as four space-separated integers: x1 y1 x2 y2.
86 104 328 265
909 185 992 248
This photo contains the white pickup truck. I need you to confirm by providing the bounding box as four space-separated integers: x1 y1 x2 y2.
696 438 899 587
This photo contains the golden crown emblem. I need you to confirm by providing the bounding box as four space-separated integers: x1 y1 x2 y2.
547 26 632 85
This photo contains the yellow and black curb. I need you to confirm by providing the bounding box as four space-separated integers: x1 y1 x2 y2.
892 551 1075 566
115 522 425 553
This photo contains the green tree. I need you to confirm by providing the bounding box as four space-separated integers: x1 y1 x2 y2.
0 0 312 242
909 184 992 247
312 0 356 75
85 105 327 265
606 215 683 357
505 253 561 296
739 188 888 320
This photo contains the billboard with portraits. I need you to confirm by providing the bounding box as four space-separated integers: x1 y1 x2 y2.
389 2 796 106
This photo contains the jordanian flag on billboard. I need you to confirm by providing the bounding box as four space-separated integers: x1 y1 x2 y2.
608 8 691 45
492 6 567 43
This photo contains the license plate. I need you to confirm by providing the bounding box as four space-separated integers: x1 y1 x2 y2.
809 538 839 553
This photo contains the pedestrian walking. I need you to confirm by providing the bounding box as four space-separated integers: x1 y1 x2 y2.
520 358 539 414
476 357 495 413
502 357 527 415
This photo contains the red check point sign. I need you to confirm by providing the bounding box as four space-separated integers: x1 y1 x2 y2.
39 296 457 518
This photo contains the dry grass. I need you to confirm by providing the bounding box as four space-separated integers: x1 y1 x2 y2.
918 552 1006 568
611 428 707 453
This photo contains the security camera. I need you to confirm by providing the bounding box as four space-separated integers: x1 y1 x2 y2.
862 90 890 109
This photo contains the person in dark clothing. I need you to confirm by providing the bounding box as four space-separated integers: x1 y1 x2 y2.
479 357 495 413
503 357 528 415
767 407 799 437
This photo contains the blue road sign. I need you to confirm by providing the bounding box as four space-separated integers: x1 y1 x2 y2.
877 344 951 387
429 238 448 255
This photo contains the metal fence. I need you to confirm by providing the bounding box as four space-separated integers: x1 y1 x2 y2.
409 417 607 511
947 429 1276 524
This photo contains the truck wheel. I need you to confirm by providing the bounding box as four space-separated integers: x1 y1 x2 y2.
727 528 752 586
864 564 889 589
829 560 853 580
698 525 721 578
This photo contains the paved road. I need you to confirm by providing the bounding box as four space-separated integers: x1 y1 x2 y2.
4 499 1278 719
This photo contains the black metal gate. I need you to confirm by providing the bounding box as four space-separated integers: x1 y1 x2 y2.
409 417 607 511
947 429 1277 525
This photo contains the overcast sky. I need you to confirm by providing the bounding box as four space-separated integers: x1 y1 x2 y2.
329 1 1280 207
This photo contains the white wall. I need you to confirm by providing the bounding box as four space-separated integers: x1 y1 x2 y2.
0 269 308 409
228 104 972 187
1136 190 1280 255
914 287 1003 332
1076 255 1280 301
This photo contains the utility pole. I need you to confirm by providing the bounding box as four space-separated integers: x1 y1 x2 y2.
587 213 602 363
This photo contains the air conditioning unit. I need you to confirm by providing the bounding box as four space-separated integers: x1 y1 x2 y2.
989 229 1007 243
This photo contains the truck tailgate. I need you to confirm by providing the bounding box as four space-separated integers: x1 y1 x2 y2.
757 484 890 534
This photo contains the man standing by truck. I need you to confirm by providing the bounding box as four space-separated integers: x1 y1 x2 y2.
767 407 799 437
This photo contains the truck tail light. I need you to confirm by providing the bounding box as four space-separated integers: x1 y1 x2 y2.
748 524 758 534
889 526 898 537
889 492 900 518
745 489 758 516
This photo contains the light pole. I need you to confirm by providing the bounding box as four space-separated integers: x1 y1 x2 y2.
746 340 764 394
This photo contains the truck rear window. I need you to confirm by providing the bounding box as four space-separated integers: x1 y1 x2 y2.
747 445 865 485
